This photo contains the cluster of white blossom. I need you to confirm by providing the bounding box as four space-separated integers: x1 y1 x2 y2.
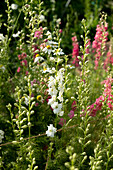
0 130 4 143
47 68 65 116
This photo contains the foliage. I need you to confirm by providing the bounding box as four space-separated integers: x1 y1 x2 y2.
0 0 113 170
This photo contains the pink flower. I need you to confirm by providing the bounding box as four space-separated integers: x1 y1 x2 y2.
68 110 74 119
71 101 76 111
21 60 27 66
17 67 21 73
92 21 108 69
72 35 79 67
59 29 62 33
58 118 66 126
34 27 43 39
31 93 34 97
18 53 27 60
26 71 28 75
35 103 39 107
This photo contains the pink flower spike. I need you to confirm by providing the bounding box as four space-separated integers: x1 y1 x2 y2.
68 110 74 119
59 118 66 126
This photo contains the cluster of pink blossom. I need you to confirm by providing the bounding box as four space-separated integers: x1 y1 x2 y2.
92 22 108 69
87 77 113 116
34 26 43 39
58 100 76 126
104 48 113 70
72 36 79 67
17 52 28 74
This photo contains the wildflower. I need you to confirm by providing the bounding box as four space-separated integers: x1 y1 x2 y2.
39 15 45 22
59 118 66 126
72 35 79 67
34 27 43 39
57 91 63 102
47 87 58 96
48 95 56 105
34 55 44 63
59 110 64 116
0 65 5 72
66 65 75 69
52 102 63 114
22 96 29 106
35 103 39 107
71 100 76 111
68 110 74 119
21 60 27 66
45 31 52 40
46 124 57 137
56 57 63 64
53 48 64 55
42 40 58 55
11 4 18 10
59 29 62 33
0 33 5 41
18 53 27 60
43 45 52 55
42 66 54 73
17 67 21 73
92 22 108 69
26 71 28 75
37 95 42 101
13 31 21 38
0 130 4 143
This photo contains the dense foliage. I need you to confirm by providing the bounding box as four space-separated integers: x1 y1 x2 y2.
0 0 113 169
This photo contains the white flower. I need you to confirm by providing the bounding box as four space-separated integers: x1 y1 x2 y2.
42 45 52 55
51 101 59 109
42 67 51 73
53 48 64 55
48 87 58 96
58 83 64 93
66 65 75 69
48 76 56 87
59 111 64 116
56 74 64 83
53 103 62 114
24 97 29 106
39 15 45 21
13 31 21 38
46 124 57 137
0 33 5 41
50 57 55 61
0 130 4 143
11 4 18 10
42 40 58 55
56 57 63 64
48 95 56 105
0 130 4 136
45 31 52 40
0 65 5 72
51 102 62 114
34 56 44 63
57 91 63 102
